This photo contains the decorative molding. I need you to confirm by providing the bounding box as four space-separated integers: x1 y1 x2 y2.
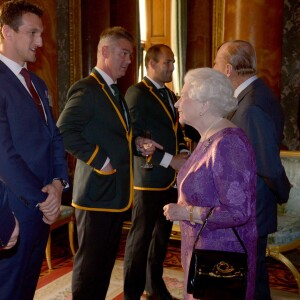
212 0 225 64
69 0 82 85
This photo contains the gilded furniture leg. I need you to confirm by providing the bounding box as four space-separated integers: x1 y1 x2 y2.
68 218 76 256
267 247 300 294
45 234 52 270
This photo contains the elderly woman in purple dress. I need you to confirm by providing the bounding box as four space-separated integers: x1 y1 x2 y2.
163 68 257 300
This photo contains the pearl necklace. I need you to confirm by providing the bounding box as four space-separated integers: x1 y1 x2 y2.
202 117 223 141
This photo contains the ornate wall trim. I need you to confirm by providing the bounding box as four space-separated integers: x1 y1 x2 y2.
69 0 82 85
212 0 225 64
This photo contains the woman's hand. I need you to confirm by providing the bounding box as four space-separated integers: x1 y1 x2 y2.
163 203 189 222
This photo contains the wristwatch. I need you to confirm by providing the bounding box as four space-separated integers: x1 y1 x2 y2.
53 178 68 188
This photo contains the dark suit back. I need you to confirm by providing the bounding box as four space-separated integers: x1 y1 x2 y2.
230 78 285 236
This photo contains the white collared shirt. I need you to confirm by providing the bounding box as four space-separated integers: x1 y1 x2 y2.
146 75 175 115
95 67 115 92
234 75 258 98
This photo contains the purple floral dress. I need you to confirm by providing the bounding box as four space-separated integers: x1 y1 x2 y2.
178 128 257 300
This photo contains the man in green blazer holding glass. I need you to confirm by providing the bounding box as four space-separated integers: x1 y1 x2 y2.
123 44 189 300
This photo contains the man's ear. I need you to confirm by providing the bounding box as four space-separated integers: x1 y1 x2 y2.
2 25 13 39
149 58 156 70
225 63 233 77
102 45 109 58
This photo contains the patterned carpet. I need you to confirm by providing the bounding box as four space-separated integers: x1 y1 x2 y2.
35 226 300 299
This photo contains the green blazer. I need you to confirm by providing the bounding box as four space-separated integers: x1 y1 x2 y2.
125 77 187 191
57 69 133 212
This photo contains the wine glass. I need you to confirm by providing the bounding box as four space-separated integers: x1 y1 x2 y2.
141 130 153 169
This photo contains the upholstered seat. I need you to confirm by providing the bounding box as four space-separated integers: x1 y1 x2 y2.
266 151 300 294
45 205 76 270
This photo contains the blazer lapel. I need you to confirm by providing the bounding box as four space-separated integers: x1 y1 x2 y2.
142 77 176 124
90 69 131 132
0 61 52 134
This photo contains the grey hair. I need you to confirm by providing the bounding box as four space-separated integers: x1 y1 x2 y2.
218 40 257 76
98 26 134 51
184 68 238 116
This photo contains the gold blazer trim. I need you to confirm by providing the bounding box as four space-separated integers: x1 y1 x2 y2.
134 177 177 191
72 202 132 212
142 79 180 154
87 145 99 165
90 72 129 135
83 72 134 210
93 168 117 175
142 79 178 133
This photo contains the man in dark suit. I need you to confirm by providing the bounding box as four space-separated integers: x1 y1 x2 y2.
123 44 188 300
0 1 69 299
57 27 161 300
214 40 290 300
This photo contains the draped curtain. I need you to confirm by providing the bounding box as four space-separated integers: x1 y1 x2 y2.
171 0 187 96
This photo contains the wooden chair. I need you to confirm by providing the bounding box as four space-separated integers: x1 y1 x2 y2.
170 222 181 241
45 205 76 270
266 151 300 294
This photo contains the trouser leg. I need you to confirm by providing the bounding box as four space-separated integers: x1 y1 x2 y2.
254 235 271 300
72 209 124 300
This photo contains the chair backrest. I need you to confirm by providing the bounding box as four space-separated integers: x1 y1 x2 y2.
279 151 300 216
268 151 300 246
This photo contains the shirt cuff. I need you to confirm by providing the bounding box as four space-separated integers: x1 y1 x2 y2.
52 178 69 189
160 152 173 168
180 149 190 155
101 157 110 169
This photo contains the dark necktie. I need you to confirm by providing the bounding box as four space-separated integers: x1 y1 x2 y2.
20 68 46 122
111 84 129 128
160 87 174 117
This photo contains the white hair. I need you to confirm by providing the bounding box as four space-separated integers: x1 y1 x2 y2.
184 68 238 116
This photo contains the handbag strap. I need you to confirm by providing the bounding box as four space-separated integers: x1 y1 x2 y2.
193 207 214 249
192 207 248 255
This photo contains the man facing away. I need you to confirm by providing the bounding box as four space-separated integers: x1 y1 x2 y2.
214 40 290 300
123 44 188 300
0 1 69 299
57 27 162 300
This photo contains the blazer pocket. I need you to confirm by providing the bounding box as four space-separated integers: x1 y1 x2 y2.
93 167 116 176
88 168 117 203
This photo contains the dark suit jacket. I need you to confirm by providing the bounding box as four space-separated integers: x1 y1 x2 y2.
0 192 15 249
0 61 68 222
57 68 133 211
125 77 187 190
230 78 286 236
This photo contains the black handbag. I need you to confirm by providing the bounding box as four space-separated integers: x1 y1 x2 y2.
187 208 248 299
